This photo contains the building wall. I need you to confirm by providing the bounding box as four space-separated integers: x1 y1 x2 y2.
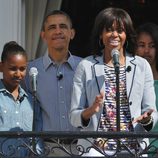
0 0 24 54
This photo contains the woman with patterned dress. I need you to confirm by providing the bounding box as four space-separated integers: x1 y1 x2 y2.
70 8 158 157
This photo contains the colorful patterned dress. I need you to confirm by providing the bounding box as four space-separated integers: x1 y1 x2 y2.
95 64 137 151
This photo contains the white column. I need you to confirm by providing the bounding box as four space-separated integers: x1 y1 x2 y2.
0 0 25 55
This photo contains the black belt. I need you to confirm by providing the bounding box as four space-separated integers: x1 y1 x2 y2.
44 138 77 144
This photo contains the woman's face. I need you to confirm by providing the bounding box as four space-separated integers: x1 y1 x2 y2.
1 54 27 91
136 32 156 66
100 21 126 53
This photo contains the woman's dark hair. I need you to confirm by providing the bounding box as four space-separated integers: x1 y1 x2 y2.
1 41 27 62
91 7 136 56
136 22 158 72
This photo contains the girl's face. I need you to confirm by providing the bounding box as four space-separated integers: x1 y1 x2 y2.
100 21 126 54
136 32 156 66
1 54 27 91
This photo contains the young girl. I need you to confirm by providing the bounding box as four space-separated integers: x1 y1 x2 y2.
0 41 41 156
136 22 158 156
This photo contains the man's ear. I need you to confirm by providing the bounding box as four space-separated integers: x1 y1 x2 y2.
70 28 75 40
40 31 46 42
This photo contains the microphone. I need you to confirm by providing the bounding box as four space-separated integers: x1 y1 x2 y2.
111 49 120 73
29 67 38 93
126 66 131 72
57 72 63 80
19 94 25 103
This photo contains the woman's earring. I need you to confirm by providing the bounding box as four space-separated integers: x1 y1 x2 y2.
111 31 114 36
99 39 104 49
125 40 128 50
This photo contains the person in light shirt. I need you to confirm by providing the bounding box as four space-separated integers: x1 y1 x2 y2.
70 7 158 157
0 41 41 157
24 10 82 157
136 22 158 156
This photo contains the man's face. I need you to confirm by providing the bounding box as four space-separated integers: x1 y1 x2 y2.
41 14 75 52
